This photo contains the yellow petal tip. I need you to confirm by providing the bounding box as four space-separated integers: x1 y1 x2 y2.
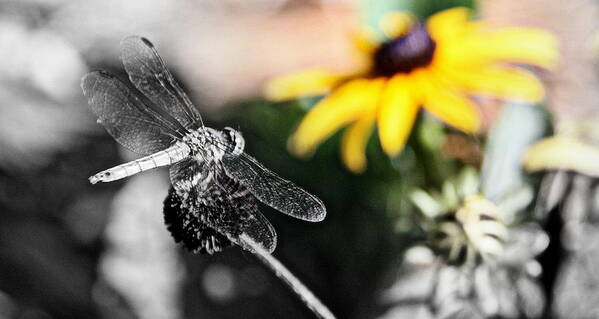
264 69 342 102
379 12 414 39
343 156 366 174
346 163 366 174
287 136 313 159
381 142 405 158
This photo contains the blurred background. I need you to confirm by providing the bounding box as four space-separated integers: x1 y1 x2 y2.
0 0 598 318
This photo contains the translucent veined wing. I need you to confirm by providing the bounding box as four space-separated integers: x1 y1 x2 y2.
199 164 278 253
234 209 277 254
121 36 203 130
163 181 277 254
81 71 184 155
222 153 326 222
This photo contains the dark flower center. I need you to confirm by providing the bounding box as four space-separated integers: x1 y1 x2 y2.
372 25 436 77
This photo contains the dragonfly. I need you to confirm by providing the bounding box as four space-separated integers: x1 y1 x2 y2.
82 36 326 254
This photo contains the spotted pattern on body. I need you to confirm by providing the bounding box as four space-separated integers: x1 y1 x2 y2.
163 162 255 254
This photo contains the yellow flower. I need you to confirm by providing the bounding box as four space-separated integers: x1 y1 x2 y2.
266 7 558 173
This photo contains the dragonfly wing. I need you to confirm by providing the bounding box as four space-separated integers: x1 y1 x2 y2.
236 209 277 253
189 164 277 253
81 71 181 155
121 36 203 130
222 153 326 222
199 202 277 254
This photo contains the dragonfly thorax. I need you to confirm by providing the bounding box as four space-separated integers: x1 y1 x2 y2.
182 127 245 163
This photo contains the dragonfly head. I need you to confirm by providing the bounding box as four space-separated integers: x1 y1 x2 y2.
221 127 245 156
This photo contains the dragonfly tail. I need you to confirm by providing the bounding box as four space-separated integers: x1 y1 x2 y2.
89 142 191 184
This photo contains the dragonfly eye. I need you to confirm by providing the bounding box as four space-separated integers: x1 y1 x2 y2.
222 127 245 156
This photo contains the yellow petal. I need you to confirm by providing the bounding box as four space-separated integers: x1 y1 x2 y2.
377 76 420 156
350 27 378 74
524 135 599 177
341 114 375 173
426 7 471 41
463 27 558 69
289 78 385 157
439 66 545 103
379 12 414 39
414 70 481 133
352 26 380 54
264 69 345 101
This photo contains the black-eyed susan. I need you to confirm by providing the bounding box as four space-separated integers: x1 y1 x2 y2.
265 7 558 173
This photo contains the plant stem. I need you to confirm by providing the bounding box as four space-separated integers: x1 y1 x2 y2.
239 234 336 319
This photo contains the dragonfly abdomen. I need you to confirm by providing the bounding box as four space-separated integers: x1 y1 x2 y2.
89 142 191 184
